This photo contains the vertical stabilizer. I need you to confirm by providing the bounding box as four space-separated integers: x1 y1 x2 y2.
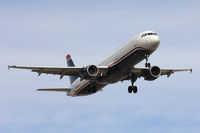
66 54 78 84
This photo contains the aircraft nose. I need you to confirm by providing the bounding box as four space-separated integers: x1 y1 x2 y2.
148 36 160 51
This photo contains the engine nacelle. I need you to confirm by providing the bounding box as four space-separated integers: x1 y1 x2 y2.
86 65 99 77
144 66 161 81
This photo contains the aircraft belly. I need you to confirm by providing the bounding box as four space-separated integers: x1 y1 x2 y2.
101 50 147 84
77 84 106 96
118 50 147 71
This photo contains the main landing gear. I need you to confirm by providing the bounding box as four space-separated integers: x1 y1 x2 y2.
145 54 151 68
128 86 138 93
128 79 138 94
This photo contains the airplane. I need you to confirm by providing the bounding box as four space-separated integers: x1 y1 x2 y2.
9 31 192 97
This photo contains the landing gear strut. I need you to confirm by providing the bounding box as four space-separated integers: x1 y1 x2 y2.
145 54 151 68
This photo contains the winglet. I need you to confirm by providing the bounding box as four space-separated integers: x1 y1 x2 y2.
8 65 11 70
8 65 16 69
190 69 192 73
8 65 15 70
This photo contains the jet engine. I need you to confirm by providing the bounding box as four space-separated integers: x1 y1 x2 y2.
86 65 99 77
144 66 161 81
80 65 99 80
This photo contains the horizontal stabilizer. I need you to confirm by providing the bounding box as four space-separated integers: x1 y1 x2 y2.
37 88 71 92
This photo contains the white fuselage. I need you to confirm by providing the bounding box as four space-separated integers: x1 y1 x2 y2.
68 31 160 96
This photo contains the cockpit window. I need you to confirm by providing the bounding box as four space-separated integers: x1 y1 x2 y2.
141 33 157 38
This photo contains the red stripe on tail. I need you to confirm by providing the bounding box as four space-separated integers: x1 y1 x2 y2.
66 54 71 61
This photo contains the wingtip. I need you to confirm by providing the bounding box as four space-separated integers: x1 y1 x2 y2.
8 65 16 70
8 65 11 70
36 89 42 91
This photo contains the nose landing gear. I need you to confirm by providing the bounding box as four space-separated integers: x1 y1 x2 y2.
145 54 151 68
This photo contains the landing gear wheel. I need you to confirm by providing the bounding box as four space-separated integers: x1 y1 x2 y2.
128 86 132 93
133 86 138 93
128 86 138 94
148 63 151 67
145 63 151 68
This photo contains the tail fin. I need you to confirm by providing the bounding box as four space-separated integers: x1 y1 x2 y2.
66 54 78 84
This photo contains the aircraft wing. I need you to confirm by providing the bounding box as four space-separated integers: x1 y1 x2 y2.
37 88 71 92
132 67 192 78
8 65 108 79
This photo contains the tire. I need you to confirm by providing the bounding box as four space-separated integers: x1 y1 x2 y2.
128 86 133 93
133 86 138 93
145 63 148 67
148 63 151 68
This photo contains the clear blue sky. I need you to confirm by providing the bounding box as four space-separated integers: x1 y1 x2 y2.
1 0 200 133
